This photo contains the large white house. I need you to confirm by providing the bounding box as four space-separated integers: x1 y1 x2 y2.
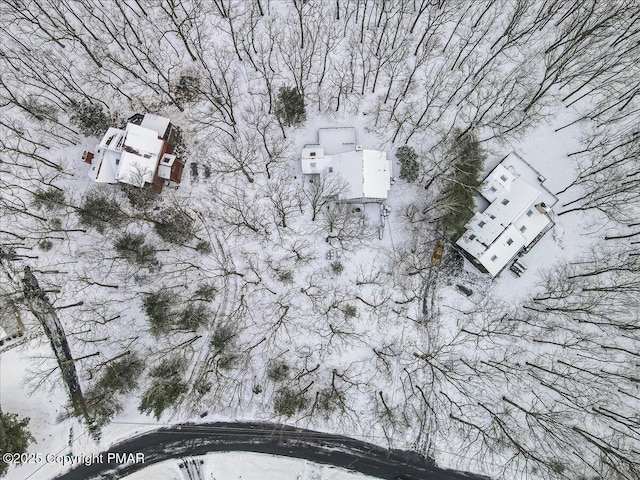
301 127 392 202
455 152 557 277
86 114 183 192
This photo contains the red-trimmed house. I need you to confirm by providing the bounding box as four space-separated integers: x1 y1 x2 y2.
85 114 184 193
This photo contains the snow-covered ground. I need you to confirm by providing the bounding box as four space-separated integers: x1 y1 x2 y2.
491 103 603 302
1 2 638 480
1 346 158 480
124 452 379 480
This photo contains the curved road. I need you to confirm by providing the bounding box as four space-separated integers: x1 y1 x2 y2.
55 422 491 480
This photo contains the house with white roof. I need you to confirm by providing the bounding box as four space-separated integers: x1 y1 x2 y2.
455 152 557 277
85 114 183 193
0 297 24 349
301 127 392 202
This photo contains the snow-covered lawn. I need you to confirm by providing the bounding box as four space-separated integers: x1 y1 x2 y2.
124 452 380 480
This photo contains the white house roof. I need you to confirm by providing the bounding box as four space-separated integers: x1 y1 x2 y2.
318 127 356 155
158 153 176 180
456 155 553 277
99 127 126 150
123 124 164 158
88 118 169 187
88 149 120 183
140 114 170 138
361 149 391 198
301 129 391 200
115 151 157 187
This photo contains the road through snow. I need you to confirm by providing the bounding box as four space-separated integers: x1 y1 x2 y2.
54 422 491 480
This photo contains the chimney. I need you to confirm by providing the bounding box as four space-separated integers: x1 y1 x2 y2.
535 202 547 214
82 151 94 164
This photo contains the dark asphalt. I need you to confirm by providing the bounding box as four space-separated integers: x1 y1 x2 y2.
54 421 492 480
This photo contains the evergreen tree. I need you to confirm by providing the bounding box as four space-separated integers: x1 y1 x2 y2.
85 355 144 428
0 412 34 476
396 145 420 182
114 233 158 267
143 290 175 335
68 100 112 137
77 190 126 233
139 357 186 420
32 187 65 211
153 207 195 244
275 86 306 126
441 130 485 235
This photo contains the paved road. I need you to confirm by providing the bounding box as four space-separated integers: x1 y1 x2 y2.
55 421 491 480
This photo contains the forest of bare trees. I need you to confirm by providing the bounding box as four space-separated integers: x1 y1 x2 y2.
0 1 639 479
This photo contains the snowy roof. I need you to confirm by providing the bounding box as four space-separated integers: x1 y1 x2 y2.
88 149 120 183
361 149 391 198
88 118 170 187
456 155 553 277
139 114 171 138
123 124 164 158
301 129 391 200
115 151 157 187
99 127 126 151
158 153 176 180
0 298 21 340
318 127 357 155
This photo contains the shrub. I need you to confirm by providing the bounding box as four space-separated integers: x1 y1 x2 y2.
330 261 344 275
275 86 306 126
277 270 293 283
266 360 290 382
32 187 65 210
195 240 212 254
114 232 158 267
50 218 62 230
38 240 53 251
153 206 195 244
343 305 357 318
69 100 112 137
273 387 308 417
78 190 125 233
173 75 201 105
396 145 420 183
316 387 345 415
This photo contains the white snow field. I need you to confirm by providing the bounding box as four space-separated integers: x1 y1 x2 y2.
123 452 380 480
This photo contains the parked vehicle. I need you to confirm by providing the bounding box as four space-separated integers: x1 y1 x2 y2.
456 284 473 296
